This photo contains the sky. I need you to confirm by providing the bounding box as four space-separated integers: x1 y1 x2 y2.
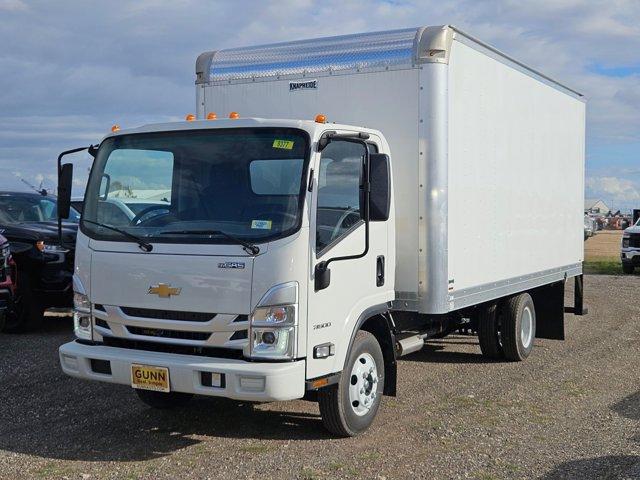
1 0 639 211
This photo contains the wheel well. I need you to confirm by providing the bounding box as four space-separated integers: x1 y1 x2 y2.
359 314 397 396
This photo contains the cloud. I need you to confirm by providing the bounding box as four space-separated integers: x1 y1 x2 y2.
586 175 640 208
0 0 639 205
0 0 27 12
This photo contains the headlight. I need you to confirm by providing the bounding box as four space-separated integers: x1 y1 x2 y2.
42 243 69 253
74 292 91 312
623 237 630 248
73 292 92 340
249 305 297 360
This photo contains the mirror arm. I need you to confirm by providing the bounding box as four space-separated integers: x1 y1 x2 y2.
315 140 371 290
56 145 92 247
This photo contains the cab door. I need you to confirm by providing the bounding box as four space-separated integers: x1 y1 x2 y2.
306 137 392 380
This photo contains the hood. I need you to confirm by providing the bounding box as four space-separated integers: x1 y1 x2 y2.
0 221 78 245
90 250 254 315
624 225 640 235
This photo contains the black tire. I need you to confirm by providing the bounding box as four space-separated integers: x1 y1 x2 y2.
0 310 5 332
477 303 504 359
622 264 634 274
501 293 536 361
135 389 193 409
3 279 44 333
318 330 384 437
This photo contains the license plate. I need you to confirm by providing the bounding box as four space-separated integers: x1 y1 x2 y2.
131 364 170 392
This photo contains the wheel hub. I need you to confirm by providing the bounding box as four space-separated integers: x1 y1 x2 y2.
348 352 378 416
521 305 533 348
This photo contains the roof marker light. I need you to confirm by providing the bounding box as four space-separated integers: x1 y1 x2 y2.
206 112 217 120
185 114 196 121
111 124 120 132
229 112 240 119
315 114 327 124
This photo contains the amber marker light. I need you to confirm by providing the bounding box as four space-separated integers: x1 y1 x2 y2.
111 124 120 132
315 114 327 123
229 112 240 119
185 114 196 121
206 112 217 120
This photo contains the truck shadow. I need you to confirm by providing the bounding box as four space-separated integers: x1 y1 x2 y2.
0 381 329 462
539 455 640 479
406 338 497 364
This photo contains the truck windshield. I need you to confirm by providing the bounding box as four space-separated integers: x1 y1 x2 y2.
82 128 310 244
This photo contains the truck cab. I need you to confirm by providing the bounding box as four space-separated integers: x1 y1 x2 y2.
59 117 395 436
622 217 640 274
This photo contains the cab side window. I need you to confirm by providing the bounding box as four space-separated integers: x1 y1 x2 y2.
315 141 367 253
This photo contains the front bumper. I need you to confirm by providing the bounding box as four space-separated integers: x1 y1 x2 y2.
59 341 306 402
621 249 640 266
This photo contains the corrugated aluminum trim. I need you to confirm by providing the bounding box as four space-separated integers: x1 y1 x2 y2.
207 27 419 82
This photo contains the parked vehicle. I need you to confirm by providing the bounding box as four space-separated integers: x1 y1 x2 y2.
584 215 594 240
0 191 80 331
622 217 640 274
0 234 15 331
58 25 586 436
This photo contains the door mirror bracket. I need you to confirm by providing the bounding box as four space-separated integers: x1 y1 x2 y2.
314 137 371 291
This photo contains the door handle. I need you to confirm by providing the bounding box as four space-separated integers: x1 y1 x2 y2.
376 255 385 287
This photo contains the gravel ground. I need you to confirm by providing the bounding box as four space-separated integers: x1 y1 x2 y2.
1 274 639 480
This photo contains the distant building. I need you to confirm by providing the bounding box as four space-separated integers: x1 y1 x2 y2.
585 199 611 215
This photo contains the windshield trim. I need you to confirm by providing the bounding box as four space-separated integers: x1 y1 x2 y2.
79 127 312 246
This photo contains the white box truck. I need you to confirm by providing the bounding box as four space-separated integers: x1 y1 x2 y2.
57 25 586 436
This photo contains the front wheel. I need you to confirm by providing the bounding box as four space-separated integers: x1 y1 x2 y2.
135 389 193 409
318 330 384 437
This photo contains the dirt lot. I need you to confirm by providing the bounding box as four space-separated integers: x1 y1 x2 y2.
1 274 640 480
584 230 623 261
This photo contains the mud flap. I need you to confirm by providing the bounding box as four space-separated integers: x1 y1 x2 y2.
531 281 565 340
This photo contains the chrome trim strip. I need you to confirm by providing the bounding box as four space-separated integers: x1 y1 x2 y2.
448 263 583 310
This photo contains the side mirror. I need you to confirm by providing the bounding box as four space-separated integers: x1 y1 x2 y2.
58 163 73 219
314 261 331 291
369 153 391 221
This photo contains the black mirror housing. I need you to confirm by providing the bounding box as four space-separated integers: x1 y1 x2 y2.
369 153 391 221
314 262 331 291
58 163 73 219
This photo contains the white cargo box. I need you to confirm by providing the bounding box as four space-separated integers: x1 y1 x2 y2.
195 25 585 314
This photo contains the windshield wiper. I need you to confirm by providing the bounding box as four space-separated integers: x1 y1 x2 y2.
83 220 153 252
159 229 260 255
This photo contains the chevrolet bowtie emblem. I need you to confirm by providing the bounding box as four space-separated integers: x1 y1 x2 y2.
148 283 181 298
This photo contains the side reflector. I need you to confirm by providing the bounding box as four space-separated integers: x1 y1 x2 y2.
185 114 196 121
311 378 329 389
206 112 217 120
229 112 240 119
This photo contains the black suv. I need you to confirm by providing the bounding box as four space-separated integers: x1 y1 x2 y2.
0 191 79 331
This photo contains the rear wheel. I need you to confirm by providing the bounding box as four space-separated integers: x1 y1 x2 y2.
623 264 634 274
318 330 384 437
135 389 193 409
477 303 504 359
501 293 536 361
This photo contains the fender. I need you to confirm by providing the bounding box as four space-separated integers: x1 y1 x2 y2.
343 303 397 396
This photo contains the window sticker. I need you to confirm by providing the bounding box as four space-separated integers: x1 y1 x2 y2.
251 220 273 230
272 139 294 150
